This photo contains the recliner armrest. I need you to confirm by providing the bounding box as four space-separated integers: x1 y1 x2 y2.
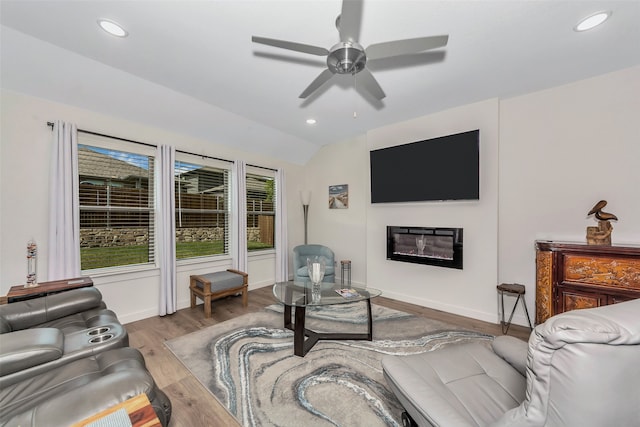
0 328 63 376
0 288 104 332
491 335 528 376
382 342 526 427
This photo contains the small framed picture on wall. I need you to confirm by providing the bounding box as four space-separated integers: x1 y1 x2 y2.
329 184 348 209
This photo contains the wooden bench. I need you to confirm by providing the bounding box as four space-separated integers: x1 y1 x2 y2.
189 269 248 318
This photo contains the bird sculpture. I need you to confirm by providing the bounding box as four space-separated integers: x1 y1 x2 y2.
586 200 617 245
587 200 618 221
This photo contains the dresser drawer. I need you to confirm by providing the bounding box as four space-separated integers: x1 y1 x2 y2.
562 254 640 291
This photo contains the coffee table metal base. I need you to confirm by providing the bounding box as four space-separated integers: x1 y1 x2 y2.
283 298 373 357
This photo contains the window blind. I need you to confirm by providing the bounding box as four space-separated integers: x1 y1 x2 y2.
77 142 155 270
246 170 275 251
175 156 230 259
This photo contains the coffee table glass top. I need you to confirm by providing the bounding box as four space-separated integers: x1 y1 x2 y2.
273 281 381 307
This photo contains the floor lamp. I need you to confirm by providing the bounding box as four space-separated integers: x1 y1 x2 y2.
301 191 311 244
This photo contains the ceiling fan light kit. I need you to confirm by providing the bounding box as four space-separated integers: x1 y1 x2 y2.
327 42 367 75
252 0 448 101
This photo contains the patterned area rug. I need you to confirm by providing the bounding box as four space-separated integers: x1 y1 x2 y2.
166 303 493 427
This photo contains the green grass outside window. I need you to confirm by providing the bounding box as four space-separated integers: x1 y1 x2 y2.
81 241 274 270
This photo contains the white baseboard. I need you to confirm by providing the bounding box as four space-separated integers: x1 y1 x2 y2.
380 289 533 328
120 308 163 325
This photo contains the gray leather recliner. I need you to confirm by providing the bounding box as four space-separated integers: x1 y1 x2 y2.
382 298 640 427
0 346 172 427
0 287 128 387
0 287 172 426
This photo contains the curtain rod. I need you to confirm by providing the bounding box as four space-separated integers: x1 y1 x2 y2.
46 122 276 171
246 163 277 172
47 121 156 149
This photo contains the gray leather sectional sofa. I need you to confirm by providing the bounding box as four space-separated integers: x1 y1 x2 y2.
0 287 172 426
383 297 640 427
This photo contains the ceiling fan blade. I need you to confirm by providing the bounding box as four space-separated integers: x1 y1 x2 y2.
366 35 449 60
338 0 363 42
252 36 329 56
299 69 335 98
254 52 326 68
367 51 446 72
356 68 385 100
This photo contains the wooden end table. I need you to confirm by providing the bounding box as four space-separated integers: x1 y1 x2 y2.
6 276 93 303
71 393 161 427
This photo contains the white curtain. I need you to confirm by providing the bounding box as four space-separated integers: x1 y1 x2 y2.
48 120 81 280
232 160 247 273
158 145 177 315
275 168 289 282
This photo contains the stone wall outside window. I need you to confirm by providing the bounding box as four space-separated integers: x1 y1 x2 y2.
80 227 262 247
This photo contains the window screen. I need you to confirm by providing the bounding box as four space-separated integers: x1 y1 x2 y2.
175 157 230 259
246 171 275 251
78 143 155 270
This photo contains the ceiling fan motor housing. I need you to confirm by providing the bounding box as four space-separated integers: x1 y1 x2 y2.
327 42 367 75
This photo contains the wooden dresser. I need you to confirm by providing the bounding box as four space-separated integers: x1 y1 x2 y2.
535 241 640 324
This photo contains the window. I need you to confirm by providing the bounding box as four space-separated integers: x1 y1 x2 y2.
175 157 230 259
246 170 275 251
78 140 155 271
77 132 273 271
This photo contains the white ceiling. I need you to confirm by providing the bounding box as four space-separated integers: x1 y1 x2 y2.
1 1 639 164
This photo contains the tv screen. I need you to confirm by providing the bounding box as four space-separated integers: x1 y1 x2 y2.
370 130 479 203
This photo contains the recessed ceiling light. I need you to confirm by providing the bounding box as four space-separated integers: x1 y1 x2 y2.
574 11 611 32
306 119 317 125
98 19 128 37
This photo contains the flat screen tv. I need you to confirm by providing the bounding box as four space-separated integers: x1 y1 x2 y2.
370 129 479 203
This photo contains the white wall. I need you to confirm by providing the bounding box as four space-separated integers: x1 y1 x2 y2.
302 135 369 285
305 66 640 326
305 99 501 321
0 90 305 323
498 66 640 323
366 99 501 322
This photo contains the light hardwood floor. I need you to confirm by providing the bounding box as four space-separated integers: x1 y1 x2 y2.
125 286 531 427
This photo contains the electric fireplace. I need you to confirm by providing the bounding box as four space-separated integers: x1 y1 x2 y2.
387 226 463 269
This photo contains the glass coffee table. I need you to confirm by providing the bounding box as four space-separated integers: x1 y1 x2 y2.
272 281 382 357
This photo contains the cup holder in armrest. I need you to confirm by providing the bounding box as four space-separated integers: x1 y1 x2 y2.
63 324 127 354
87 327 111 336
88 334 114 344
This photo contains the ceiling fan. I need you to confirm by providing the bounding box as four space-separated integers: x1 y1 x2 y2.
251 0 448 101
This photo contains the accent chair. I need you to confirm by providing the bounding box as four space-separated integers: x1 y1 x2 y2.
292 244 335 283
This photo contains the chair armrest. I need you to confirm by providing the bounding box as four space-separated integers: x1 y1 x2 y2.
227 269 248 284
492 335 528 376
190 275 212 293
0 328 63 376
0 288 104 332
